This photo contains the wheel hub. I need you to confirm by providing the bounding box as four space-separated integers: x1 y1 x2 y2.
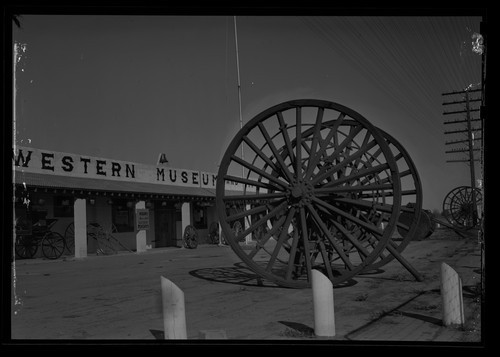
288 179 313 205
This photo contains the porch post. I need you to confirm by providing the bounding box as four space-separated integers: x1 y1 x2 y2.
135 200 147 253
181 202 191 247
74 198 87 258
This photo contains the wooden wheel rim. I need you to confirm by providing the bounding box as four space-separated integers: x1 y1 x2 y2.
216 99 401 288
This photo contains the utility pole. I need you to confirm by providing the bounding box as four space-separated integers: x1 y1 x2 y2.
442 87 482 226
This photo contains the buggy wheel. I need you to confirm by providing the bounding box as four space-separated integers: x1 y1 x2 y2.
96 234 118 255
41 232 65 259
64 222 75 255
183 225 198 249
15 235 38 259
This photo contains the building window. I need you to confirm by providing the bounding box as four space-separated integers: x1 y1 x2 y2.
193 203 207 229
112 199 135 232
54 196 74 217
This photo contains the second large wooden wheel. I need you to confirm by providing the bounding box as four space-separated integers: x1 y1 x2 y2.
292 121 423 272
216 99 402 288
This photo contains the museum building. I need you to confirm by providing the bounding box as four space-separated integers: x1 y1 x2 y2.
13 146 243 259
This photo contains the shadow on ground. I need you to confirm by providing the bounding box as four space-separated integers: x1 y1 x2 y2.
189 263 281 288
190 262 358 289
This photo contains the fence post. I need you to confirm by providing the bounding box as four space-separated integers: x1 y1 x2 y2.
135 201 147 253
161 276 187 339
440 262 465 326
74 198 87 258
312 269 336 337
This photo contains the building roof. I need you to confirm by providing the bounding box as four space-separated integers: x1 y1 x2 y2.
14 171 216 200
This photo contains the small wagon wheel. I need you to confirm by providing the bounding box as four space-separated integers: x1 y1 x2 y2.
442 186 482 229
183 225 198 249
15 235 38 259
216 99 401 288
41 231 66 259
208 222 220 244
64 222 76 254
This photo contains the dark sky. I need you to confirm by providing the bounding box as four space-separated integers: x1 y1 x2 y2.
12 14 483 211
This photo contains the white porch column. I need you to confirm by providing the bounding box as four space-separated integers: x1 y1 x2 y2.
135 200 147 253
181 202 191 245
74 198 87 258
245 204 252 244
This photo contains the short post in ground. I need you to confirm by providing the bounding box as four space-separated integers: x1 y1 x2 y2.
440 262 465 326
311 269 336 337
161 276 187 339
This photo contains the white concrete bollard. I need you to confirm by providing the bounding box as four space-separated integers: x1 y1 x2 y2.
311 269 336 337
161 276 187 339
440 262 465 326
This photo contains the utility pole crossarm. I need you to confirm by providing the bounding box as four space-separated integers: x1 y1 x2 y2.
446 159 481 163
442 88 481 96
444 128 481 135
444 118 482 125
443 108 480 115
445 138 482 145
442 98 482 106
445 148 480 154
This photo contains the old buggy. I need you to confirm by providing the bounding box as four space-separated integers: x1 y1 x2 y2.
14 212 73 260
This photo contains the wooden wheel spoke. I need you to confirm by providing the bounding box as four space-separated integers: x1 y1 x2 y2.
303 116 345 182
223 174 282 192
295 107 302 178
276 112 297 175
234 201 288 241
313 183 394 194
362 147 383 168
265 207 296 272
312 196 384 237
247 215 287 259
310 138 378 186
303 108 325 179
227 202 275 223
332 197 394 214
257 122 294 183
299 206 313 278
350 131 373 170
222 192 287 201
305 203 354 270
231 155 288 190
313 204 371 259
320 163 390 189
242 136 282 177
309 124 364 183
285 227 301 280
318 240 335 282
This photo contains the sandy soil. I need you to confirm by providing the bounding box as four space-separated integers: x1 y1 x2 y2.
10 227 483 344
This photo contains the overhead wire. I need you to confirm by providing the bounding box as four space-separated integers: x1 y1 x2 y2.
300 15 481 144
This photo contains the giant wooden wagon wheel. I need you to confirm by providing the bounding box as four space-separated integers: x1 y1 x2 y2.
216 99 409 288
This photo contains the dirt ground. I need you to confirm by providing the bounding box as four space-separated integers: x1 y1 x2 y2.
9 226 483 345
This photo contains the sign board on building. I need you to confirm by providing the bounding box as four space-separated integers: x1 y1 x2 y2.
13 146 260 192
136 209 150 230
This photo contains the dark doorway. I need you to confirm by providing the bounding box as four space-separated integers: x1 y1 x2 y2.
154 205 177 247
